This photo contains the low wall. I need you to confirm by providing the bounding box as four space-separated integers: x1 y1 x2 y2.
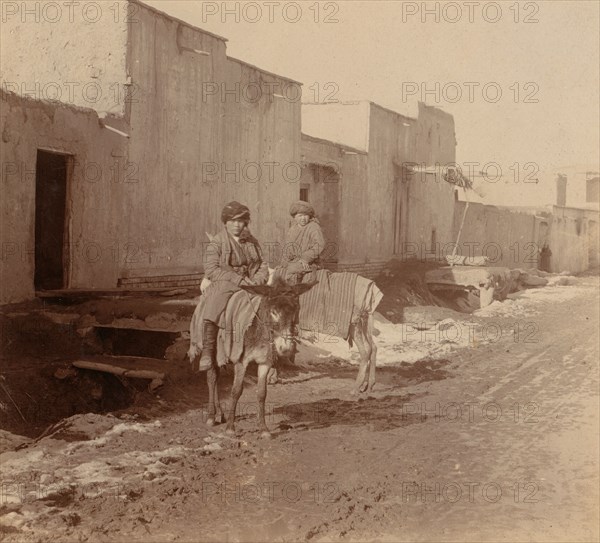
452 202 541 269
452 201 599 273
548 206 599 273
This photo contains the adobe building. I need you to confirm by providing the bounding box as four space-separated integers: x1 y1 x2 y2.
452 174 600 273
587 175 600 204
1 0 302 303
1 0 461 302
301 101 458 276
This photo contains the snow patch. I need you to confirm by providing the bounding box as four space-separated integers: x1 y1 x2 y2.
297 312 485 366
105 420 162 437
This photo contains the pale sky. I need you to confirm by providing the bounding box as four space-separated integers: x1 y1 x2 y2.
145 0 600 206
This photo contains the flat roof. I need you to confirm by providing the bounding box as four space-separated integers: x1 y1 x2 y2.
302 99 452 123
301 133 367 155
135 0 228 42
227 57 302 86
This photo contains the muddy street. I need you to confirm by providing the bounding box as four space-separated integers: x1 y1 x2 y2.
1 275 599 542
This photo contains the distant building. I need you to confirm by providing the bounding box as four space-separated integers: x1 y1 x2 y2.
586 176 600 203
556 174 567 207
451 175 599 273
302 101 457 274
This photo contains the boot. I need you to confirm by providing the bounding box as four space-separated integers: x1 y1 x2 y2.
198 320 219 371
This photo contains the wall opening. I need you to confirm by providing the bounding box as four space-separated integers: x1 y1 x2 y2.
538 221 551 271
393 166 409 255
588 220 599 269
95 327 179 359
300 185 309 202
34 150 72 291
299 165 340 263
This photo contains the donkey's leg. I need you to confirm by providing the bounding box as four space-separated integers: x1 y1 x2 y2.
367 315 377 392
210 366 224 424
351 324 372 395
206 365 218 426
226 362 246 434
256 363 272 438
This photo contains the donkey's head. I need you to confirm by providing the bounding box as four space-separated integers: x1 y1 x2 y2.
240 278 317 357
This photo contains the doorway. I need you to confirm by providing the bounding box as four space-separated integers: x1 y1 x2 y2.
393 166 409 255
299 164 340 262
537 221 551 271
34 150 71 290
588 220 599 269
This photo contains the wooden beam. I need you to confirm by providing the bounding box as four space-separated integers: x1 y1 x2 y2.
72 361 165 391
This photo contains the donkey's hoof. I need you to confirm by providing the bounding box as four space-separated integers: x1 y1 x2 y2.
359 382 369 393
225 427 236 436
214 413 225 425
206 418 215 427
260 431 272 439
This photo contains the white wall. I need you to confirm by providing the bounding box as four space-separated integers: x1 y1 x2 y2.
1 0 128 116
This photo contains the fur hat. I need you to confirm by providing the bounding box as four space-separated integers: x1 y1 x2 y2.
221 201 251 223
289 200 315 217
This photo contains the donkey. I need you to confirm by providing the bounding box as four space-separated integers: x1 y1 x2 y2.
203 279 316 438
267 307 378 395
200 233 381 397
266 268 381 395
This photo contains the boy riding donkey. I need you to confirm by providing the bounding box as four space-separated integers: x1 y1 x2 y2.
196 201 269 372
266 201 327 383
280 200 326 285
190 201 317 434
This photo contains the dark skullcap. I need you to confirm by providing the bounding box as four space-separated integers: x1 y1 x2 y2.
289 200 315 217
221 201 251 223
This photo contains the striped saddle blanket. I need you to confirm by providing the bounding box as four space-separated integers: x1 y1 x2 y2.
297 269 383 340
188 288 261 367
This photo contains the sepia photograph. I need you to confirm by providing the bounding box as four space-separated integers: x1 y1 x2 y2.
0 0 599 541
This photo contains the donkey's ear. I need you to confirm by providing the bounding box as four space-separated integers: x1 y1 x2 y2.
292 281 318 296
240 285 272 297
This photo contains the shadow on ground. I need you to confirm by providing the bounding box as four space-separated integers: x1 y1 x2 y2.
272 357 453 388
273 392 424 432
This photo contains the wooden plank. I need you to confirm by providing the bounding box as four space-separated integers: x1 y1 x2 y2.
119 273 202 284
73 360 165 380
36 286 199 298
92 320 189 332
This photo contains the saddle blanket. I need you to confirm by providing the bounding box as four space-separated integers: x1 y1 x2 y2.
188 288 261 367
297 269 382 340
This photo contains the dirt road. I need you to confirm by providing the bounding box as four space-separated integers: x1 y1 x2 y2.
1 276 598 542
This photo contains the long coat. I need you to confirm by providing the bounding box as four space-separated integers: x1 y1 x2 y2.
282 220 326 283
201 228 268 324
